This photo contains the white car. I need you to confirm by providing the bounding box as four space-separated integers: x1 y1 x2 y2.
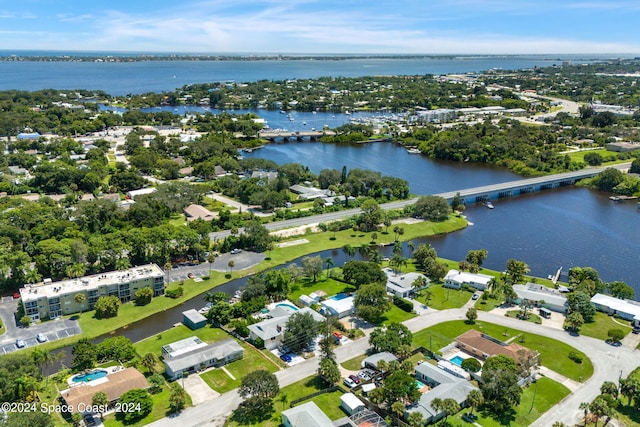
343 377 357 388
36 333 48 343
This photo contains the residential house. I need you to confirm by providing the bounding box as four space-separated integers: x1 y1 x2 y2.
248 306 324 350
591 293 640 327
126 187 157 200
406 362 477 424
513 283 568 313
183 204 217 221
164 338 244 380
282 401 334 427
383 268 430 298
60 368 149 414
361 352 398 370
319 295 354 319
444 270 493 291
455 329 537 363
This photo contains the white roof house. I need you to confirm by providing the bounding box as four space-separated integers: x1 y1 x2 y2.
591 293 640 325
164 338 243 380
320 295 355 318
383 268 430 298
282 401 333 427
340 393 365 415
126 187 156 199
444 270 493 291
248 306 324 350
361 352 399 370
513 283 568 313
407 362 478 424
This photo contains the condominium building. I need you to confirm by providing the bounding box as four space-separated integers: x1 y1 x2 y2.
20 264 164 321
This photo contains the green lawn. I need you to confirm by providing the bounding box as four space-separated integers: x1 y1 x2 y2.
133 324 229 357
225 375 345 427
341 354 367 371
412 320 593 382
102 383 192 427
419 284 474 310
379 304 416 325
288 276 354 302
459 376 570 427
565 148 629 165
200 344 279 393
505 310 542 325
579 312 632 341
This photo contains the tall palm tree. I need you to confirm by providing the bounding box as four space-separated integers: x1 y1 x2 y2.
207 253 216 276
324 257 334 279
164 261 172 283
25 268 42 284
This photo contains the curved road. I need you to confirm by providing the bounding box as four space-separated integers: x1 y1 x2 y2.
147 305 638 427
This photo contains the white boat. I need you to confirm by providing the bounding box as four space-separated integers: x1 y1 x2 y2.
406 148 421 154
485 201 494 209
302 121 307 125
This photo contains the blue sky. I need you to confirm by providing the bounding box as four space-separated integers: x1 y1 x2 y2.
1 0 639 54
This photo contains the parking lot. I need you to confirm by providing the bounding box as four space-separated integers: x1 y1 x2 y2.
167 251 265 283
0 297 81 354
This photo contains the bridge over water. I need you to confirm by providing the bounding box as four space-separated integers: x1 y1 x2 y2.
209 163 629 240
434 163 630 204
259 130 336 141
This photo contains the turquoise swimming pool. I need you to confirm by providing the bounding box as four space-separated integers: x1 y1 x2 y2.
415 380 427 390
275 302 299 311
329 293 348 301
450 355 465 366
72 369 108 383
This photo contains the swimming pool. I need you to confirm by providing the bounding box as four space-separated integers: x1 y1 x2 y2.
71 369 108 383
275 302 299 311
449 355 465 366
329 293 348 301
415 380 428 391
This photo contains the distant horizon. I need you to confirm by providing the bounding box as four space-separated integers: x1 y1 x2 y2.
0 50 637 58
2 1 640 54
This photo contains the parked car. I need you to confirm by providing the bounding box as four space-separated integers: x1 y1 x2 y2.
343 377 357 388
280 353 292 363
36 333 48 343
472 292 480 300
357 371 371 381
15 339 26 348
230 248 242 254
633 327 640 334
333 331 343 339
83 414 97 427
348 374 361 384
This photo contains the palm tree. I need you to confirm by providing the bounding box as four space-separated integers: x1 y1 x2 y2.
66 263 86 279
207 253 216 276
25 268 42 284
92 391 109 420
619 377 640 406
579 401 591 426
407 411 424 427
278 394 288 411
430 397 445 417
164 261 172 283
467 389 484 415
324 257 334 279
391 401 405 420
228 260 235 275
74 293 86 312
342 244 356 259
141 352 159 374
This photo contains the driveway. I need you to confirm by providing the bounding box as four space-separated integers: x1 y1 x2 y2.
182 373 220 406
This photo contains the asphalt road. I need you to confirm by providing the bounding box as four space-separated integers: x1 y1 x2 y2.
147 304 638 427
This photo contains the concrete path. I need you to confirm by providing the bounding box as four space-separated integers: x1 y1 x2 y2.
537 366 581 392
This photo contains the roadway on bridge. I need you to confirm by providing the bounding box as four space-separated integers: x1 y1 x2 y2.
209 163 630 241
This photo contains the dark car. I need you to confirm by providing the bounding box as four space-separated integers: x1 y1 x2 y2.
83 414 97 426
348 374 361 384
280 353 292 363
633 327 640 334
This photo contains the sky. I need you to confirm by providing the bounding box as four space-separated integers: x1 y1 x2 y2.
1 0 639 55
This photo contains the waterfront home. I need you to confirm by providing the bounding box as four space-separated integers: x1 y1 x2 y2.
20 264 164 321
163 338 243 380
513 283 568 313
383 268 430 298
444 270 493 291
60 368 149 414
182 309 207 330
591 293 640 327
406 362 477 424
248 305 324 350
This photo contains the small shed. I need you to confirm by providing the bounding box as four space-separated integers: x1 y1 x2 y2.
361 351 399 370
183 309 207 330
340 393 365 415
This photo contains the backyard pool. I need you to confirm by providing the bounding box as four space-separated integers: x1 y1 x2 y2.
71 369 108 383
275 302 299 311
415 380 429 392
329 293 349 301
449 355 465 366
